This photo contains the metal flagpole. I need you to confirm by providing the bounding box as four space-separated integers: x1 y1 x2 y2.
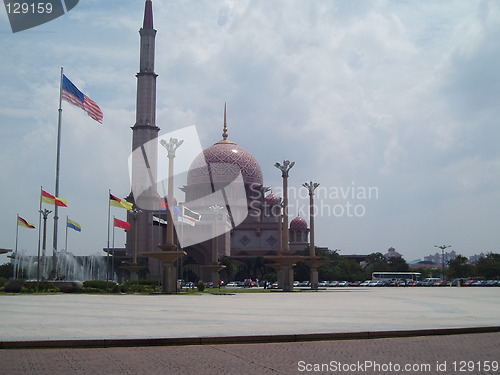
36 186 42 288
14 214 19 280
106 189 111 283
112 215 116 282
15 214 19 253
52 67 64 279
65 215 68 253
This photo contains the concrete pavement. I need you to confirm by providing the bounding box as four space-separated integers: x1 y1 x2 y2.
0 287 499 374
0 287 499 344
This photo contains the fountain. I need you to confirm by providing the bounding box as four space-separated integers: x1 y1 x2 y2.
9 249 109 282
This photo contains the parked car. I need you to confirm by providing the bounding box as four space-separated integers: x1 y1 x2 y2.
297 281 310 287
360 280 371 287
328 281 339 287
225 282 240 288
421 278 442 286
337 281 349 287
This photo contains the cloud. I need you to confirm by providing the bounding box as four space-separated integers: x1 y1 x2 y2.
1 0 499 264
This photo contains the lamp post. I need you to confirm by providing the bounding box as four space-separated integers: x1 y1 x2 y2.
302 181 320 258
270 160 296 291
145 137 186 293
274 160 295 254
302 181 329 290
38 209 51 287
206 205 226 286
209 205 224 264
160 138 183 249
434 245 451 280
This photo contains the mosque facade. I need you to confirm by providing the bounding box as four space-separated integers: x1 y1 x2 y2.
118 0 310 282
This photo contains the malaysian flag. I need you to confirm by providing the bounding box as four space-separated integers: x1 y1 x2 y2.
61 75 103 123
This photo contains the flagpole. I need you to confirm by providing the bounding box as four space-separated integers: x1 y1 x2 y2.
14 214 20 280
65 215 68 253
36 186 43 289
106 189 111 283
15 214 19 253
52 66 64 279
112 215 116 283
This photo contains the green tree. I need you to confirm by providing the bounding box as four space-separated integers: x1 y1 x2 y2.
447 255 474 279
475 253 500 279
387 257 410 272
0 263 14 279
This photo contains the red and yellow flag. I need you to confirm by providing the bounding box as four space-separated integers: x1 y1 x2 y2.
17 216 35 229
110 194 133 210
42 190 68 207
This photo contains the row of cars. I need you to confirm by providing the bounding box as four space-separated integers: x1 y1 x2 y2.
300 279 500 287
222 279 500 288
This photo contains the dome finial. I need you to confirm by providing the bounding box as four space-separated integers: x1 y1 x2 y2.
222 103 228 141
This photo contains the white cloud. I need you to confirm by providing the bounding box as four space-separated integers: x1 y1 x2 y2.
1 0 499 264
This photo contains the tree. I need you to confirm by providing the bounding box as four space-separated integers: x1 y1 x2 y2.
387 257 409 272
447 255 474 279
475 253 500 279
0 263 14 279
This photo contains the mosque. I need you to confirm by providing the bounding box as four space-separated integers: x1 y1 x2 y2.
112 0 311 283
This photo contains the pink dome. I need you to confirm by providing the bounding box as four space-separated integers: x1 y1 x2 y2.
187 139 263 186
290 216 308 230
264 193 281 206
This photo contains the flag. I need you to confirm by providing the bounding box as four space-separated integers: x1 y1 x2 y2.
62 75 103 123
42 190 68 207
178 206 201 226
110 194 133 210
159 199 181 213
152 215 167 226
17 216 35 229
114 218 130 231
159 199 168 211
67 218 82 232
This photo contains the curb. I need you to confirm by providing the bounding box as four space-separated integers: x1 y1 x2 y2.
1 326 499 350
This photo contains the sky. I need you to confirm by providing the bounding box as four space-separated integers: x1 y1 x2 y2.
1 0 499 264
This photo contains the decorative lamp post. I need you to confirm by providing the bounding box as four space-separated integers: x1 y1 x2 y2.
120 208 144 281
205 204 226 286
266 160 299 291
160 138 184 249
302 181 320 257
131 209 142 265
301 181 329 290
145 137 186 293
434 245 451 280
274 160 295 254
38 209 51 288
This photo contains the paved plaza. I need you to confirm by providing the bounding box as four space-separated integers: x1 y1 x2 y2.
0 287 499 374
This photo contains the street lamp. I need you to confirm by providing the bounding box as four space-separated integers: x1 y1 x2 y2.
274 160 295 254
209 205 224 264
302 181 320 257
434 245 451 280
131 208 142 265
160 138 183 249
38 209 51 288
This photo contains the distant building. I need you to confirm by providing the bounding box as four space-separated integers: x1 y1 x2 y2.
468 252 486 264
384 247 402 259
424 250 456 265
